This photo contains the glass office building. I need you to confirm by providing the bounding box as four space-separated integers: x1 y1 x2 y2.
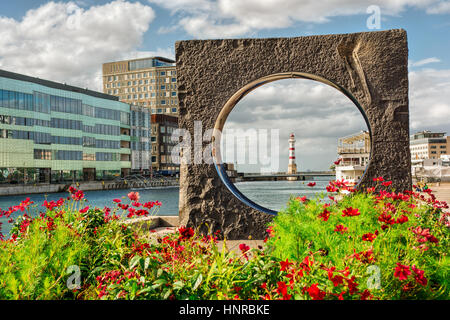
0 69 131 184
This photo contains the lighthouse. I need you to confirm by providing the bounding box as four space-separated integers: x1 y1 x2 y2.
287 133 298 180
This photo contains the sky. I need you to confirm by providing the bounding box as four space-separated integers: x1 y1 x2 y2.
0 0 449 172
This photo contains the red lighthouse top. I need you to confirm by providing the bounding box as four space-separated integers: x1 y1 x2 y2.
290 133 295 137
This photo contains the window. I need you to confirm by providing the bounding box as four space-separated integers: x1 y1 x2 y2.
83 153 95 161
53 150 82 160
34 149 52 160
161 100 166 105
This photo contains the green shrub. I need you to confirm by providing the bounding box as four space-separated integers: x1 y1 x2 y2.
265 180 450 299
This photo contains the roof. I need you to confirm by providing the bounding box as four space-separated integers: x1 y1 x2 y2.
103 56 175 65
0 69 119 101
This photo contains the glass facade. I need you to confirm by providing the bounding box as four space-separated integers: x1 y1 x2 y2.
0 70 131 183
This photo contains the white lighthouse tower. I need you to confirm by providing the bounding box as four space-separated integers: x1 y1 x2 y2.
287 133 298 180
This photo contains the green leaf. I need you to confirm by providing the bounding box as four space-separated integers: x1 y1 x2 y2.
193 273 203 291
144 257 150 270
163 288 173 299
173 281 184 290
129 256 141 270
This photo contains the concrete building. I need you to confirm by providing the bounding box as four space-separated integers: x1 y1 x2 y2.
335 131 371 184
151 114 178 173
0 69 131 184
410 131 449 162
102 57 178 116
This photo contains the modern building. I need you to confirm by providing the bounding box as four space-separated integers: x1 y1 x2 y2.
130 105 151 175
410 131 449 162
151 114 178 173
335 131 371 184
102 56 178 115
0 69 131 184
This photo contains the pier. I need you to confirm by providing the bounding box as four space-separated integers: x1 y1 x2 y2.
237 171 334 182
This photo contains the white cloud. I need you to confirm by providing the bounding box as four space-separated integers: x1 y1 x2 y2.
410 57 441 67
427 1 450 13
149 0 438 38
0 1 156 91
409 68 450 132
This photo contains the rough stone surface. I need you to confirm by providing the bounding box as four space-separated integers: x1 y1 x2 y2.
175 29 412 240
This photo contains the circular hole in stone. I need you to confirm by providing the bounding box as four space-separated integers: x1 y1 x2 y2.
212 73 371 215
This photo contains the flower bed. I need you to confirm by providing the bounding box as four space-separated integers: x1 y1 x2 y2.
0 180 448 300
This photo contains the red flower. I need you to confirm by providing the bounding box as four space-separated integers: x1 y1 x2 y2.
396 214 408 224
373 177 384 182
334 224 348 234
306 283 326 300
361 232 377 242
342 207 360 217
276 281 291 300
68 186 77 194
72 190 84 201
382 180 393 187
334 159 342 165
307 182 316 187
113 198 121 203
412 226 439 244
326 185 338 192
79 206 89 213
318 209 331 222
127 192 140 202
266 226 275 237
279 258 293 272
239 243 250 253
411 265 428 286
346 276 359 295
178 226 194 240
296 196 307 202
394 263 411 281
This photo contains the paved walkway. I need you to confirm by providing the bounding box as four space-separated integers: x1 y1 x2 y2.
427 182 450 205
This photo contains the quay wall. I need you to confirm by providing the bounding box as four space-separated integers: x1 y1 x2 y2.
0 179 179 196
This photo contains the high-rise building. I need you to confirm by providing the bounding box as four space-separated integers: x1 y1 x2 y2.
410 131 449 161
0 69 131 184
102 57 178 115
